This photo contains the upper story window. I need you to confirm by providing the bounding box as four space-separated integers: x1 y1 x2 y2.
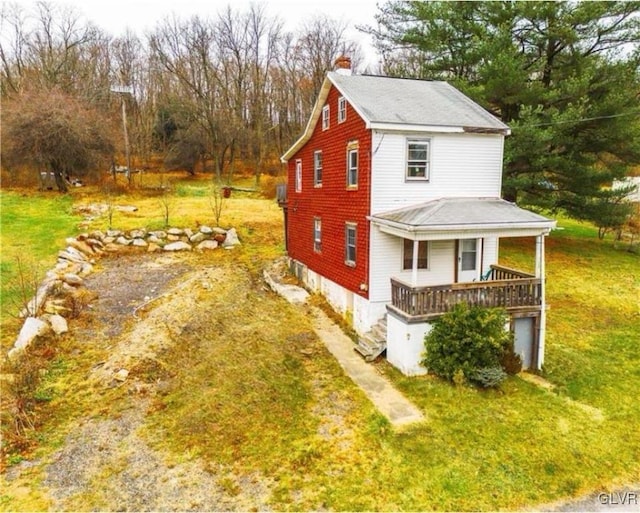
403 239 429 270
347 142 358 189
345 223 357 266
295 159 302 193
314 150 323 186
313 217 322 253
407 139 430 180
338 96 347 123
322 105 330 130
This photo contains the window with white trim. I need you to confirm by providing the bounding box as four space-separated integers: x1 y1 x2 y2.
338 96 346 123
406 139 430 180
322 105 330 130
314 150 323 186
295 159 302 193
345 223 356 266
402 239 429 270
313 217 322 252
347 146 358 188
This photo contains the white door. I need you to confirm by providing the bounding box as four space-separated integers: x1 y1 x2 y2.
458 238 480 282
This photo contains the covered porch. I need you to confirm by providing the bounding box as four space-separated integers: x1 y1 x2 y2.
369 197 556 374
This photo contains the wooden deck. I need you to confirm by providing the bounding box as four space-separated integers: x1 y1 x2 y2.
389 265 542 322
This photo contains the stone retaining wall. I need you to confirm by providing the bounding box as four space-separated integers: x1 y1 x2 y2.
7 225 241 360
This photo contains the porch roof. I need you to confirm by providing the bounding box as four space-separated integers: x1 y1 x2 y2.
369 198 556 239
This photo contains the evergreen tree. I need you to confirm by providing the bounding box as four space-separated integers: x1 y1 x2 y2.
367 1 640 222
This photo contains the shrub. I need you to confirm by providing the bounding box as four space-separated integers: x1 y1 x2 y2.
421 303 513 386
469 366 508 388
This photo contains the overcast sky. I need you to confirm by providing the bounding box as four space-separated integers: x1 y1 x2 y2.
11 0 383 67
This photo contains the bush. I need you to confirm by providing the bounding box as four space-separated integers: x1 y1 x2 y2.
422 303 513 387
469 367 508 388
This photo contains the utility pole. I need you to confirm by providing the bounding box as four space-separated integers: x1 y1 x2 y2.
110 85 133 184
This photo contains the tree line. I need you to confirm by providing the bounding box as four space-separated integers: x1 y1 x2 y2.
0 1 364 190
2 0 639 235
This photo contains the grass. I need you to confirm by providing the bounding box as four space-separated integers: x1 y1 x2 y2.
1 177 638 511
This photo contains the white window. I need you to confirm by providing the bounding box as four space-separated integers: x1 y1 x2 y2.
345 223 356 266
407 139 430 180
322 105 330 130
403 239 429 270
314 151 323 186
347 147 358 188
295 159 302 193
338 96 347 123
313 217 322 252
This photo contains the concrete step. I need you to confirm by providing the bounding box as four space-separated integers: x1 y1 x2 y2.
354 334 387 362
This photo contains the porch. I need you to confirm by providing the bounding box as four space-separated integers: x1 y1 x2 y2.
389 264 541 322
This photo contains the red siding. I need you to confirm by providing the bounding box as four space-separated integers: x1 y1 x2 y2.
287 84 371 298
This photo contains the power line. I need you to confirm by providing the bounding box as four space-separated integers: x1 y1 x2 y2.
513 110 640 129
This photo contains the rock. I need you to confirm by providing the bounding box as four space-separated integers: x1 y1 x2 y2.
104 243 120 253
8 348 23 361
132 238 148 247
66 238 95 256
189 232 206 243
130 229 146 239
114 369 129 381
200 225 213 234
20 280 59 317
86 238 105 250
106 229 122 238
47 314 68 335
43 299 69 315
147 235 161 244
147 243 161 253
76 232 89 241
163 241 192 252
89 230 105 241
167 234 181 242
184 228 194 237
14 317 49 350
148 231 167 239
196 240 219 251
211 227 227 235
62 273 83 286
222 228 241 247
167 228 183 235
213 233 226 243
58 249 86 264
79 263 94 277
115 236 132 246
103 236 116 244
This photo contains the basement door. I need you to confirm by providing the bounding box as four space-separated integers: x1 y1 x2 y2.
513 317 535 369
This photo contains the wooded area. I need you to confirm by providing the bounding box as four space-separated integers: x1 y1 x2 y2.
1 1 639 232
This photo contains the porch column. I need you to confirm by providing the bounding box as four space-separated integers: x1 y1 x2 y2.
411 240 419 287
536 234 546 369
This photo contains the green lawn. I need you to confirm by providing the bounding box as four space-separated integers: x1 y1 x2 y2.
1 184 638 511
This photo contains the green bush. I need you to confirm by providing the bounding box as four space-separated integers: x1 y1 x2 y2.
421 303 513 386
469 366 508 388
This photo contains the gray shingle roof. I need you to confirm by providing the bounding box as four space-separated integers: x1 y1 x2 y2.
328 72 509 132
370 198 554 230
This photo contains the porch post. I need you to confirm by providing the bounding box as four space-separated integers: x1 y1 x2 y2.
411 239 419 287
536 234 546 369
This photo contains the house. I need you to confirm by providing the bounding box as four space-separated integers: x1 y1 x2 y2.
279 58 556 376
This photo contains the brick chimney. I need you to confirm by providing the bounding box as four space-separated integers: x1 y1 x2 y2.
334 55 352 76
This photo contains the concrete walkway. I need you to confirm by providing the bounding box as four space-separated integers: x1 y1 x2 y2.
264 265 425 428
310 307 425 428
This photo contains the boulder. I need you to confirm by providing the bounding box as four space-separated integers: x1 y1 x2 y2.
62 273 83 286
129 229 146 239
114 205 138 212
147 243 162 253
222 228 241 247
213 233 226 243
104 243 120 253
47 314 69 335
211 227 227 235
103 236 116 244
115 236 132 246
184 228 194 237
58 249 86 264
196 240 219 251
147 235 161 244
167 234 181 242
89 230 105 241
163 241 192 252
132 238 148 247
106 229 122 238
14 317 49 350
189 232 206 243
79 263 94 277
199 225 213 234
66 238 95 256
148 231 167 239
114 369 129 381
167 228 183 236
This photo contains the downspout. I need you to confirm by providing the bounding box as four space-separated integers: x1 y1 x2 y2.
535 234 546 369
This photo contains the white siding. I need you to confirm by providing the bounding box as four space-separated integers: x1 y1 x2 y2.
387 313 429 376
369 228 456 302
482 237 499 275
370 130 504 214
